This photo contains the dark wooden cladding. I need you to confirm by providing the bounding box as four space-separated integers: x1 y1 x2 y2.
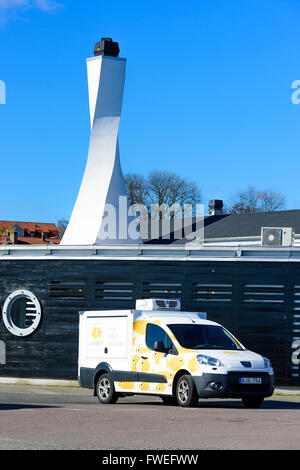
0 258 299 385
49 280 86 302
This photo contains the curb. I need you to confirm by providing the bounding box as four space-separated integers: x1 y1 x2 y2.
0 377 79 387
273 388 300 396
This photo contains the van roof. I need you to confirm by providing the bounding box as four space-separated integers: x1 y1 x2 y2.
135 309 219 327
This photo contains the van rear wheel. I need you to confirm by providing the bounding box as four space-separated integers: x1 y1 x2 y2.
176 375 198 407
96 373 119 404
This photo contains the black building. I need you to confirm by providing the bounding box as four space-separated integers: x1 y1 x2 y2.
0 243 299 386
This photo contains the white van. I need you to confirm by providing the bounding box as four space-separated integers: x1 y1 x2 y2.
78 299 274 408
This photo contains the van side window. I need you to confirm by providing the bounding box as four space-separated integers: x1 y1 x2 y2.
146 323 176 354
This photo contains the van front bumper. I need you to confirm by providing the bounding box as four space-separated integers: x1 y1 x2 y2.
193 372 275 399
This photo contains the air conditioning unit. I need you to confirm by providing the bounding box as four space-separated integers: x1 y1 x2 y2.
261 227 294 247
135 298 181 311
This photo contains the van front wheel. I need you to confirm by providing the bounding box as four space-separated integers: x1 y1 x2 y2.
96 373 119 404
176 375 198 407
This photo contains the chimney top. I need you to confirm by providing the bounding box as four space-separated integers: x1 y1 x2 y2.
208 199 224 216
94 37 120 57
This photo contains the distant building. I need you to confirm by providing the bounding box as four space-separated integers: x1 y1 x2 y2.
0 221 60 245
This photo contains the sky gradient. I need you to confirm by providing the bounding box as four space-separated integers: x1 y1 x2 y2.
0 0 300 223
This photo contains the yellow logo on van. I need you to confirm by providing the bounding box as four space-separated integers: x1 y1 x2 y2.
91 327 102 339
133 320 147 335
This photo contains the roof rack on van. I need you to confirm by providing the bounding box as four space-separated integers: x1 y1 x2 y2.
135 298 181 311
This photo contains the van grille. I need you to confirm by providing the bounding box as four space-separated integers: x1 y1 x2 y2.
230 384 270 392
227 372 271 393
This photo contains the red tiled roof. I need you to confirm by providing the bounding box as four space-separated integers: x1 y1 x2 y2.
0 220 61 245
0 221 59 233
0 236 12 244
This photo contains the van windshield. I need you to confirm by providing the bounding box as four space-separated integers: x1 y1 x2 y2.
167 324 243 350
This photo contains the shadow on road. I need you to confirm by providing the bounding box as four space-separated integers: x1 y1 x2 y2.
197 399 300 410
258 399 300 410
112 398 300 410
191 400 300 410
0 404 60 411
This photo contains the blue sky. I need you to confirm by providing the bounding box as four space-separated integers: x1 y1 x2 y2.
0 0 300 223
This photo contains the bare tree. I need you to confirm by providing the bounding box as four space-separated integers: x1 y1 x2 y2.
257 190 286 212
230 186 259 214
147 171 201 207
57 218 68 238
124 173 148 207
230 186 286 214
125 170 202 218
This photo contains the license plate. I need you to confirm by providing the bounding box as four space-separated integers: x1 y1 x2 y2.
239 377 262 384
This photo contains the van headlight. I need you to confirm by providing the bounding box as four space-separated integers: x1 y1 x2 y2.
197 354 227 367
263 357 272 369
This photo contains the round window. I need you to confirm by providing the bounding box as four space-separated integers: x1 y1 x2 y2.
2 290 42 337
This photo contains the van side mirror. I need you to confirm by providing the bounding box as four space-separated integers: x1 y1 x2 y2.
153 340 169 353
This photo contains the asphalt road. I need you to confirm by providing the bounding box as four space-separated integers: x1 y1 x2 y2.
0 384 299 450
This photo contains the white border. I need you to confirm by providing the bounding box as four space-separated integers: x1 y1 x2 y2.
2 290 42 337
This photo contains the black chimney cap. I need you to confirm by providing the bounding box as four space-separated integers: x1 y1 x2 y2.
94 37 120 57
208 199 224 210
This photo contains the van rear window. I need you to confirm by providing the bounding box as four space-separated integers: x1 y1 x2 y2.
168 324 243 350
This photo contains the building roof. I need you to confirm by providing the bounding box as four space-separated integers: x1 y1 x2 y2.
0 220 60 245
0 221 59 233
143 210 300 245
203 210 300 240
